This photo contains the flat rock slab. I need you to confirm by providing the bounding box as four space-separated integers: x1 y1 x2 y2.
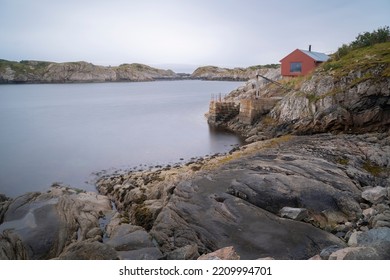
152 174 346 259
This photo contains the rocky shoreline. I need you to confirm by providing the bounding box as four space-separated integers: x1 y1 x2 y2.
1 132 389 259
1 42 389 260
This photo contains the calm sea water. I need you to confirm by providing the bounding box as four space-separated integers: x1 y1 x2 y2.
0 80 243 198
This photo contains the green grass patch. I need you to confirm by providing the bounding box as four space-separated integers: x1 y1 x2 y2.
349 72 375 87
133 193 147 205
133 205 154 231
306 93 320 103
337 158 349 165
118 63 153 71
362 160 386 176
248 64 280 70
0 59 52 76
321 42 390 78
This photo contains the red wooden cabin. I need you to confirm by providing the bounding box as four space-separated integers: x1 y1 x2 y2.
280 46 330 76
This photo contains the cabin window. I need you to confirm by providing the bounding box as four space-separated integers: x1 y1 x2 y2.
290 62 302 73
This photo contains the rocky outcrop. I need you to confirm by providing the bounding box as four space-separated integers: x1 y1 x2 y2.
269 64 390 135
210 42 390 142
223 68 282 101
191 65 280 81
0 186 112 259
95 132 390 260
0 185 163 260
114 63 178 82
0 60 179 83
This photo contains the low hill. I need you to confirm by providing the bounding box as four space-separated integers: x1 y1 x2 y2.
191 64 279 81
0 60 179 83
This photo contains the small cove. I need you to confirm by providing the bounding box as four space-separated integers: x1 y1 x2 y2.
0 80 244 198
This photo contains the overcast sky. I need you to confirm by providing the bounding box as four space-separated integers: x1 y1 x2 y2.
1 0 389 72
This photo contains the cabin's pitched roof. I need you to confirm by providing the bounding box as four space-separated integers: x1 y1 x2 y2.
299 49 330 62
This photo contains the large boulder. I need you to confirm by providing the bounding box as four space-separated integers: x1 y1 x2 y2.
213 152 362 230
362 186 388 204
104 220 163 260
351 227 390 247
0 186 112 259
343 227 390 259
329 246 380 260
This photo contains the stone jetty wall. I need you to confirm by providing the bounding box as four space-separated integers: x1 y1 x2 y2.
208 100 239 124
208 97 282 126
239 98 282 124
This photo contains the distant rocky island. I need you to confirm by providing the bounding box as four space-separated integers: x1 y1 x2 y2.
1 29 389 260
0 60 181 83
0 59 279 83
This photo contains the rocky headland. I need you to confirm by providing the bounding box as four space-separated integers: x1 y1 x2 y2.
0 60 181 83
1 39 389 260
209 42 390 143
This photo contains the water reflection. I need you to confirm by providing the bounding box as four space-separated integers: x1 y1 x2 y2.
208 125 245 152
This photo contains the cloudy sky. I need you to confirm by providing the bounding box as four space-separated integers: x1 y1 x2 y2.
1 0 389 72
